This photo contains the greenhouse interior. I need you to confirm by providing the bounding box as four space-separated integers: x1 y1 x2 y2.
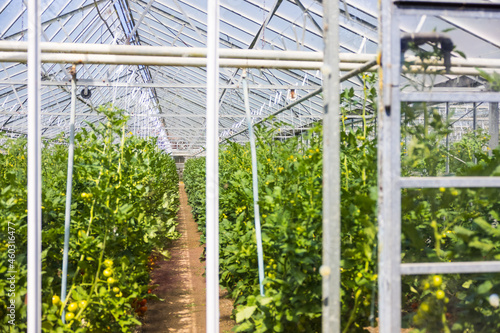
1 0 500 332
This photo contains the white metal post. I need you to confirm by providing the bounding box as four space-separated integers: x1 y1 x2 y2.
489 102 499 154
206 0 220 332
321 0 341 332
445 103 450 174
27 0 42 331
378 0 402 332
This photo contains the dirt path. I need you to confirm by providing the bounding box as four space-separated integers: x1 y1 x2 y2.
142 182 235 332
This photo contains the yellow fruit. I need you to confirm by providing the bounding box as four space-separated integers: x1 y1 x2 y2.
65 312 75 322
436 290 445 300
52 295 60 305
67 302 78 312
432 275 443 288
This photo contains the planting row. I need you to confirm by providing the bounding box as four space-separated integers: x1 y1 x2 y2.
184 83 500 332
0 105 179 332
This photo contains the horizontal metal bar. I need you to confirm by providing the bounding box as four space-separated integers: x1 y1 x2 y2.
0 112 320 118
0 41 325 61
0 79 321 90
0 51 325 69
401 261 500 275
407 56 500 69
400 92 500 103
400 177 500 188
394 1 500 19
0 51 498 75
404 65 500 76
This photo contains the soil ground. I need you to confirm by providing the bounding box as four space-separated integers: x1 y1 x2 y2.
141 182 235 332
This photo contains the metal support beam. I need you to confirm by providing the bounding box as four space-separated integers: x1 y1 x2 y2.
321 0 340 332
445 102 450 173
126 0 155 44
206 0 220 332
378 0 402 332
27 0 42 331
490 102 499 154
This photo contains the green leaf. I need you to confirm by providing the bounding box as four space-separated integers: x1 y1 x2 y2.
236 305 257 323
477 280 493 295
462 280 473 289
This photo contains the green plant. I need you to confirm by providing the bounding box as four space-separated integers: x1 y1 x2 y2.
0 104 180 331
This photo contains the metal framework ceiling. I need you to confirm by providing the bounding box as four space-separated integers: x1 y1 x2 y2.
0 0 499 155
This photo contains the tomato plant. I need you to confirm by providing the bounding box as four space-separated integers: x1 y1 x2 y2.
185 73 500 332
0 104 180 331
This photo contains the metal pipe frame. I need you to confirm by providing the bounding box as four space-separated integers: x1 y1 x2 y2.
205 0 220 331
380 2 500 333
0 41 499 73
0 80 321 90
378 0 402 331
400 176 500 188
322 0 341 332
490 102 499 154
401 91 500 103
27 0 42 331
1 51 499 75
401 261 500 275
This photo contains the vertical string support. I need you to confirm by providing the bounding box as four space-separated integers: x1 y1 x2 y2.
27 0 42 331
242 72 265 296
206 0 220 332
61 69 77 323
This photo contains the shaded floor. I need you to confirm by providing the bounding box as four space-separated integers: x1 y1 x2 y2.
142 182 235 332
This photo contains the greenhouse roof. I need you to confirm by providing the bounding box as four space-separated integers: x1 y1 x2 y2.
0 0 499 155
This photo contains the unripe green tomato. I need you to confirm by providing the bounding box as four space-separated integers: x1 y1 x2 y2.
104 259 113 267
113 287 120 293
420 302 430 313
413 313 422 326
363 299 370 307
79 300 88 308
